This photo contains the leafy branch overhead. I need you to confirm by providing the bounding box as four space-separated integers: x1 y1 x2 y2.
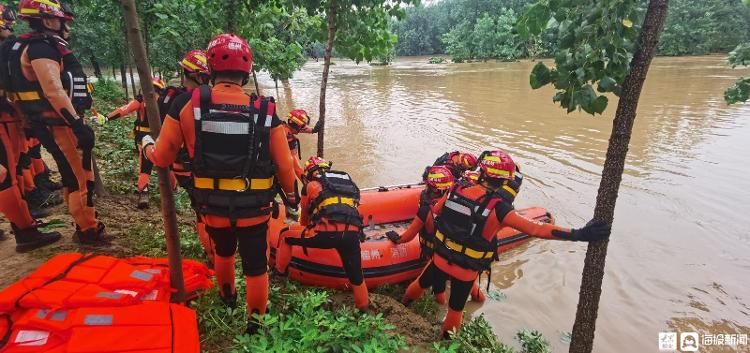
724 43 750 105
517 0 645 114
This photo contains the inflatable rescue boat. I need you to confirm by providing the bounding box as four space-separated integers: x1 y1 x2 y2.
269 184 553 289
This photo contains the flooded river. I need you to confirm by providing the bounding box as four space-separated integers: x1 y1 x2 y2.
256 56 750 352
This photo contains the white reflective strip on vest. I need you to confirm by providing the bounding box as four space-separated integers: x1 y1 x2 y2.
73 77 85 82
193 107 202 120
324 172 350 180
129 270 154 281
84 314 113 326
202 120 250 134
14 330 49 346
73 93 88 97
253 113 259 124
444 199 471 215
265 115 272 127
11 42 21 50
164 95 171 103
73 84 87 89
141 289 159 301
96 291 125 299
482 208 491 217
114 289 139 297
36 309 67 321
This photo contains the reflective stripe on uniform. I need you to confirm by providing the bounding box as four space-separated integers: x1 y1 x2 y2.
11 91 41 101
193 177 274 191
193 107 202 120
313 196 356 214
444 199 471 216
134 126 151 132
435 230 494 260
201 120 250 135
84 314 113 326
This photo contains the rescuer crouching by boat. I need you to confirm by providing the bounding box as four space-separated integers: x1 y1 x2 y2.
275 156 369 310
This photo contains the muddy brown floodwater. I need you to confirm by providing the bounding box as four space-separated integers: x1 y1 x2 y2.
254 55 750 352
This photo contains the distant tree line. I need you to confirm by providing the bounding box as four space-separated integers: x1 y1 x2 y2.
391 0 750 60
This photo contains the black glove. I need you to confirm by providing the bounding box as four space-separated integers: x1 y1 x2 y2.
71 119 95 151
311 120 322 134
558 220 611 242
386 230 401 244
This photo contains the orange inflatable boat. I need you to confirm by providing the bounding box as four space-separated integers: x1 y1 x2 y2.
269 184 553 289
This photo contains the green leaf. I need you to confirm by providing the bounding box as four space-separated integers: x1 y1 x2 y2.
597 76 617 93
530 62 552 89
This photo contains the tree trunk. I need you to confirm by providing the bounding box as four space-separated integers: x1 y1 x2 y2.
120 62 129 99
120 0 186 303
317 0 338 158
226 0 238 32
129 65 137 96
90 55 102 79
252 70 261 95
568 1 670 352
92 156 106 197
112 65 116 80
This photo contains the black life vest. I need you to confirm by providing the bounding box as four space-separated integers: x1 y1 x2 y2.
1 33 69 121
307 171 363 228
158 86 183 121
416 189 439 257
190 84 279 219
433 185 506 271
167 88 191 173
61 51 92 116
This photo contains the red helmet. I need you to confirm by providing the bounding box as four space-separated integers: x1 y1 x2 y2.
424 165 455 191
206 33 253 73
0 5 17 30
454 152 478 170
462 170 480 184
303 156 331 179
180 49 209 75
18 0 67 20
152 78 166 91
288 109 310 129
478 150 515 180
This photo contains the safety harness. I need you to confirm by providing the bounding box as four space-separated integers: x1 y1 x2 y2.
307 171 363 229
1 33 69 123
433 185 506 272
190 85 278 224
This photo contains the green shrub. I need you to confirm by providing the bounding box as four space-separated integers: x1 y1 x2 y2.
232 289 406 353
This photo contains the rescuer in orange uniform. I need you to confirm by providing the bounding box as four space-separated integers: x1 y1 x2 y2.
141 33 298 335
283 109 320 178
166 49 215 266
433 151 478 178
106 78 174 209
401 150 611 337
3 0 105 245
0 3 61 252
274 156 369 310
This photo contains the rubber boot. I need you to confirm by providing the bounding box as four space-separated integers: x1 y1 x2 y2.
26 186 62 209
402 280 426 306
12 224 61 253
215 255 236 308
34 172 61 191
351 282 369 310
137 190 150 209
470 282 486 303
29 207 50 219
73 223 110 246
245 273 269 335
441 309 463 339
434 291 447 305
274 236 293 275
